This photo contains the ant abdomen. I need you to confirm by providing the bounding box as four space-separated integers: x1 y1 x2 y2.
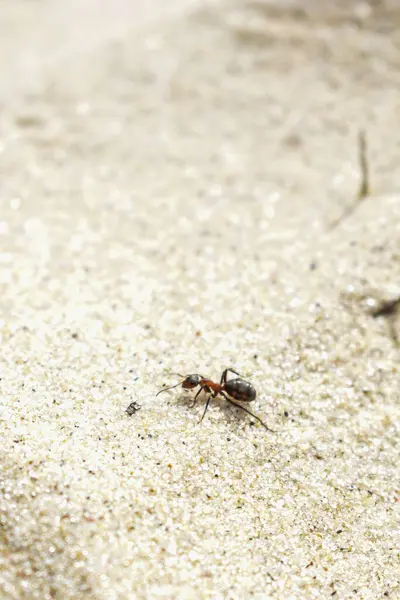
225 378 256 403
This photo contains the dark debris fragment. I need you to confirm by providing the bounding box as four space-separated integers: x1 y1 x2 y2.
371 296 400 319
125 401 141 416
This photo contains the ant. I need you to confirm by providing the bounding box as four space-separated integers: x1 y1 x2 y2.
156 368 275 432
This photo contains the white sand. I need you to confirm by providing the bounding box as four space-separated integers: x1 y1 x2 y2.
0 1 399 598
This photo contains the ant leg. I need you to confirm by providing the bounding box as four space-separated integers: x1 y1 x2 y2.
199 394 212 423
220 368 243 384
188 385 205 408
221 392 275 433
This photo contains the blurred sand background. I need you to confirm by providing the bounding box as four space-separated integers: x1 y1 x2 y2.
0 0 399 598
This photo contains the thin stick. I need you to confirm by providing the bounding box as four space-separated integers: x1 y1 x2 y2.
329 130 370 230
357 129 369 201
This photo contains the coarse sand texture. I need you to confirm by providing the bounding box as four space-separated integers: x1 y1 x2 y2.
0 1 399 599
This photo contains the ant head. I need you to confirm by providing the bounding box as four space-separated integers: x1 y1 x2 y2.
156 373 203 396
182 374 202 389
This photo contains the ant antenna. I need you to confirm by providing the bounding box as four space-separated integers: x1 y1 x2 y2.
156 381 183 396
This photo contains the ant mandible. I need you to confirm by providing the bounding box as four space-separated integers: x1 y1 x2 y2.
156 368 275 432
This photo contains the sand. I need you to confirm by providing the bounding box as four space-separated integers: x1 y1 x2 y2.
0 1 399 598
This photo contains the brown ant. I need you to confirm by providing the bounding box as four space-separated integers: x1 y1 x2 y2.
156 368 275 432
